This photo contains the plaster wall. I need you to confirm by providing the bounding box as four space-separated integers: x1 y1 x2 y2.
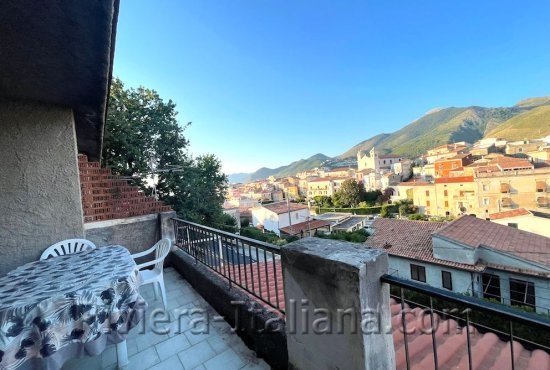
432 236 478 265
251 208 279 235
282 238 395 370
388 256 474 294
477 247 550 273
0 100 84 276
84 214 160 255
492 215 550 238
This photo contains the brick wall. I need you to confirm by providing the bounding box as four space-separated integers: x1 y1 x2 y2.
79 154 172 222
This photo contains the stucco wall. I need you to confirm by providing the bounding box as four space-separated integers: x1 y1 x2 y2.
389 256 474 294
84 215 160 255
432 236 478 265
0 100 84 276
492 215 550 238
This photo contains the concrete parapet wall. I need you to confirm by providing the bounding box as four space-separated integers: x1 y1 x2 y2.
84 211 176 255
171 249 288 370
282 238 395 370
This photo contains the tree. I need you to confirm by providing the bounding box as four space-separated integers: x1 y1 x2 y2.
334 179 364 208
102 78 190 191
380 204 390 218
102 78 229 227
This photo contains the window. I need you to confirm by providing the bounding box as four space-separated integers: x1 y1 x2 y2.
442 271 452 290
536 181 546 192
410 264 426 282
444 201 449 207
482 274 501 302
483 198 490 206
509 279 535 309
500 183 510 193
482 184 489 192
444 190 448 196
426 190 430 196
426 200 431 207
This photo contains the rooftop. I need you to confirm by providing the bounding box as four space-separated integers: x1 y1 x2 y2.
365 218 484 272
434 176 474 184
261 201 309 215
333 216 368 230
489 208 532 220
434 216 550 267
279 219 331 236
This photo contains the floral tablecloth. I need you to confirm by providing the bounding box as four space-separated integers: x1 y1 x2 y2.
0 246 146 369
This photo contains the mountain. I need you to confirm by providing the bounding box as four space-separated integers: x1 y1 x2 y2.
339 96 550 159
227 172 250 184
228 96 550 183
485 104 550 141
338 133 391 159
247 153 331 181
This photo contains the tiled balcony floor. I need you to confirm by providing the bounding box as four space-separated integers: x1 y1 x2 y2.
62 268 270 370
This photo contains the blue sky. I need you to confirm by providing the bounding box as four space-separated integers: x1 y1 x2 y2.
113 1 550 174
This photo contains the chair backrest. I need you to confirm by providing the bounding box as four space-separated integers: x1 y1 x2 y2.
40 239 97 260
153 238 172 271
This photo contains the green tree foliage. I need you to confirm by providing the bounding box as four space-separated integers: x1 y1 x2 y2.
380 204 391 218
102 78 229 227
333 179 365 208
316 229 369 243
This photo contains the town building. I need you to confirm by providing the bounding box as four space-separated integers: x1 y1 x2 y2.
357 148 403 172
367 216 550 314
251 201 310 236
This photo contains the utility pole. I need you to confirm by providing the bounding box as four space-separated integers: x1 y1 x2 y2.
287 197 293 235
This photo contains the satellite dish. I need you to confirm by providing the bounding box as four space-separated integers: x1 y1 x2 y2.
460 206 467 213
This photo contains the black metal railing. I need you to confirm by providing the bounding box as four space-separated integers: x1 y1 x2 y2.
382 274 550 370
172 218 284 313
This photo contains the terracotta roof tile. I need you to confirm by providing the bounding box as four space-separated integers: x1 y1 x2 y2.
434 176 474 183
489 208 531 220
365 219 484 271
434 216 550 268
279 220 331 236
261 201 309 214
230 258 550 368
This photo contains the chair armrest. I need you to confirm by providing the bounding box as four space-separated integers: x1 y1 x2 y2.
135 255 166 270
131 244 158 259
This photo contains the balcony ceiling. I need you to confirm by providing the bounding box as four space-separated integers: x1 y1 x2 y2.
0 0 120 161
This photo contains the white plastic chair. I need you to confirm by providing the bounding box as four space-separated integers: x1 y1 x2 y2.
131 238 171 309
40 239 97 260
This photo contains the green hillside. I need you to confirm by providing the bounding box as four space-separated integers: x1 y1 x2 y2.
247 153 330 181
340 106 519 159
485 105 550 141
338 133 391 159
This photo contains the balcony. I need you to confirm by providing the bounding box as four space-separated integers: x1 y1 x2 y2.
53 220 550 369
62 267 270 370
167 220 550 370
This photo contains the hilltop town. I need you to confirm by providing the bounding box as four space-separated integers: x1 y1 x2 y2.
225 135 550 237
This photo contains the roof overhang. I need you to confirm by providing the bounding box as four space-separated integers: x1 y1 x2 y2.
0 0 120 161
